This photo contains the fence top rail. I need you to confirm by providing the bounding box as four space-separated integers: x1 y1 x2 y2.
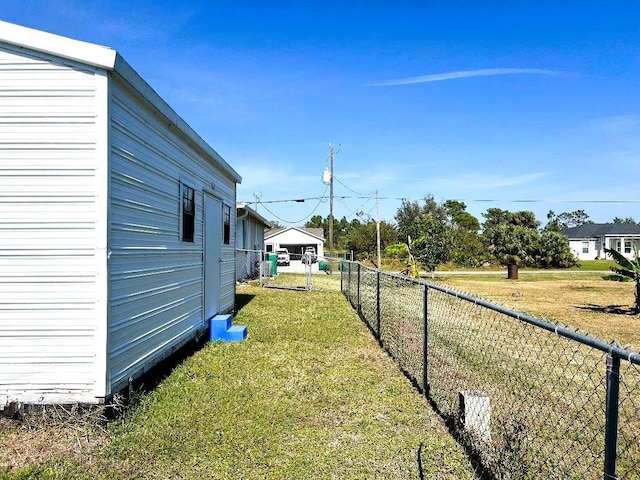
339 260 640 365
236 248 263 254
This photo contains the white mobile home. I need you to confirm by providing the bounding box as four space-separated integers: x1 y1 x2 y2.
236 203 271 281
236 203 271 252
0 21 242 407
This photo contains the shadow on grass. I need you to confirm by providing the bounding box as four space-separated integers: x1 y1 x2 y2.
108 294 256 417
107 334 209 417
574 303 639 316
235 293 256 312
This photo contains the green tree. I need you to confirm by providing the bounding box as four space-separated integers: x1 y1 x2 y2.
482 208 513 231
484 209 580 269
406 214 453 275
604 246 640 311
305 215 324 229
482 210 540 267
304 215 361 250
484 224 538 267
536 231 579 268
442 200 484 267
544 210 592 231
613 216 637 224
395 195 442 239
345 220 398 259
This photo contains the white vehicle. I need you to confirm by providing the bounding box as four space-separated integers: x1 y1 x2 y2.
302 246 317 264
276 248 290 266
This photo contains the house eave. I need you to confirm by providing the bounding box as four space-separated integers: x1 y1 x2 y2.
0 20 117 69
264 226 325 242
236 203 272 228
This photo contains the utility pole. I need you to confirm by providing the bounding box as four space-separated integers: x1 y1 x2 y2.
376 189 381 269
328 143 334 258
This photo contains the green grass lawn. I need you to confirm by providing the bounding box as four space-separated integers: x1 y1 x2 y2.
4 277 474 479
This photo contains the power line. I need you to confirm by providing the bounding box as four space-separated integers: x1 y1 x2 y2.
255 185 329 224
242 194 640 205
242 196 326 204
334 175 375 196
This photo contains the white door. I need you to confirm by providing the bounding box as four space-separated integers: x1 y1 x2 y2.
204 194 222 321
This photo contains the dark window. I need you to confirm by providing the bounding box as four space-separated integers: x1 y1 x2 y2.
223 204 231 244
181 184 195 242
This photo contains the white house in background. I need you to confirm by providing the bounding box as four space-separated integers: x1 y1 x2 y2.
264 227 325 258
561 223 640 261
236 203 271 281
0 21 242 407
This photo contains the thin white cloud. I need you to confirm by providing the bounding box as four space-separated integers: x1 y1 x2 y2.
368 68 564 86
433 172 549 190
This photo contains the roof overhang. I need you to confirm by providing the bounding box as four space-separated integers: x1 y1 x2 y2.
265 226 325 242
236 203 272 228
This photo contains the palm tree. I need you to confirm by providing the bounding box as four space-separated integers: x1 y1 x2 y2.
604 246 640 312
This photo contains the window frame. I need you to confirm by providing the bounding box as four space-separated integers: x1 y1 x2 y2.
223 203 231 245
180 183 195 243
581 241 589 254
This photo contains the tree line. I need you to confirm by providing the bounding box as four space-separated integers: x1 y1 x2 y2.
299 195 638 273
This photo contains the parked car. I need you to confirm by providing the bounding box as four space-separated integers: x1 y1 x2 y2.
301 246 317 264
276 248 290 266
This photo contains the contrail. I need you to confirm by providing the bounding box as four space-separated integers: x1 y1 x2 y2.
368 68 563 86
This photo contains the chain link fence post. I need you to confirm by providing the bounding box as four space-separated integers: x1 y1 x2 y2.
376 270 381 342
347 261 352 305
423 284 429 397
604 353 621 480
357 263 361 315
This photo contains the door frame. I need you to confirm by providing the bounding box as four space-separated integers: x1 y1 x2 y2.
203 192 222 324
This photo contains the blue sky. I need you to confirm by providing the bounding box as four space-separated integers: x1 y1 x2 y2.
3 1 639 227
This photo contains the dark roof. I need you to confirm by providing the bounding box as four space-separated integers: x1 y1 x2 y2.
561 223 640 238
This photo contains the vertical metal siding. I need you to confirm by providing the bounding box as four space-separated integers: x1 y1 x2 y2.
0 45 101 404
108 79 236 394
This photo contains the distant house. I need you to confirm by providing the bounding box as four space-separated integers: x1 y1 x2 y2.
236 204 271 281
265 227 325 259
561 223 640 261
0 21 242 407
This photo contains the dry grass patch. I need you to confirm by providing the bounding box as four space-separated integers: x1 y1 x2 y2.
0 404 111 478
434 272 639 350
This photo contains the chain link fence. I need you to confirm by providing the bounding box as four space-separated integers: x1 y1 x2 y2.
340 260 640 480
259 252 315 291
236 249 268 283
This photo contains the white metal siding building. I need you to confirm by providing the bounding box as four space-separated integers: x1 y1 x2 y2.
0 21 242 406
236 203 271 252
235 203 271 281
